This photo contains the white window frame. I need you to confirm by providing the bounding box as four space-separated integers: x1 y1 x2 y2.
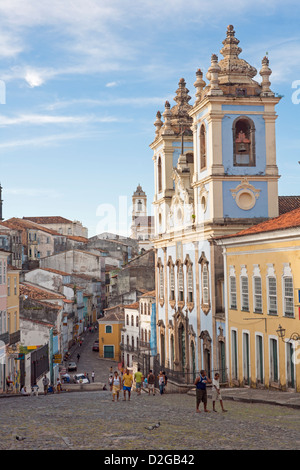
282 264 294 318
240 266 249 311
267 265 277 315
231 328 239 381
269 336 279 383
255 332 264 384
229 266 237 309
252 265 262 314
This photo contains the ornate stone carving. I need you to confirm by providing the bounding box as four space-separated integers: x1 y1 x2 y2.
230 178 261 211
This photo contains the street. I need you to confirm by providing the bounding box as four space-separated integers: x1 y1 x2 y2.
0 331 300 451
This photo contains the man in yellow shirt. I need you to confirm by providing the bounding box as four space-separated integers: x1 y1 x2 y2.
122 368 133 401
134 367 143 396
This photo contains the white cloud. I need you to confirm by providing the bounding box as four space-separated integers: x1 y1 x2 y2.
0 113 125 126
106 82 118 88
6 187 61 198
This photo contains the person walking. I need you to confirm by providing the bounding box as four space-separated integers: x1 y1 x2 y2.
147 370 155 395
92 371 95 383
77 353 80 362
195 370 211 413
212 373 227 413
162 371 168 394
134 367 143 396
42 375 49 396
112 371 121 402
122 368 133 401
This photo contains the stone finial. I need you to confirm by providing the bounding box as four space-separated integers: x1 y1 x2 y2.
206 54 223 96
194 69 206 105
162 100 173 135
259 55 274 97
154 110 163 137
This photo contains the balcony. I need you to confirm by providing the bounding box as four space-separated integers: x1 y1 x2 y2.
9 330 20 345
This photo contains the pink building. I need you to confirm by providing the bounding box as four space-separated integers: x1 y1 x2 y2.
0 250 9 392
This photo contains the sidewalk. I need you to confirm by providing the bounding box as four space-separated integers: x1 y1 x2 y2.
187 386 300 409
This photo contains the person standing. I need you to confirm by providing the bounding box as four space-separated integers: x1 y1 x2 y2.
134 367 143 396
195 370 211 413
56 377 62 393
212 373 227 413
42 375 49 396
158 371 165 395
147 370 155 395
92 371 95 383
112 371 121 402
122 368 133 401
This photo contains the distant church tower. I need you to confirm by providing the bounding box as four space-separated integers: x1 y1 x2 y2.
131 184 154 251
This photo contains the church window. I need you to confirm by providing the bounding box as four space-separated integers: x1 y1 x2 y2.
233 116 256 167
170 265 175 301
178 264 184 303
187 266 193 303
158 156 162 193
137 200 143 211
157 257 164 306
199 252 210 314
200 124 206 170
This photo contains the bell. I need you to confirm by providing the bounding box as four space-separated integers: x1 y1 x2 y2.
238 142 247 153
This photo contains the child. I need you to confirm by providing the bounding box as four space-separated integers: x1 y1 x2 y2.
212 373 227 412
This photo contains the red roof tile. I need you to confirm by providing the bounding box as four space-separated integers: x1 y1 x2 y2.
219 207 300 240
23 216 73 224
278 196 300 215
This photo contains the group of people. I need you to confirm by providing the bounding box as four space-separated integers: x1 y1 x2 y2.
21 374 63 397
195 370 227 413
108 367 167 401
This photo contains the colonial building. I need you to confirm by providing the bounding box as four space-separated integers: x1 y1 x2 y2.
23 216 88 239
151 25 281 383
216 207 300 392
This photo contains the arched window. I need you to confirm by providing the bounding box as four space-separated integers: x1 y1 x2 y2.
131 315 134 326
158 156 162 193
200 124 206 170
137 200 143 211
233 116 256 166
126 314 129 326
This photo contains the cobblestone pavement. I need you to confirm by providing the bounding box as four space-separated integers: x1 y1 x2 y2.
1 330 299 451
1 388 300 450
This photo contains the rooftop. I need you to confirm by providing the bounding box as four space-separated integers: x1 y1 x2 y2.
217 206 300 242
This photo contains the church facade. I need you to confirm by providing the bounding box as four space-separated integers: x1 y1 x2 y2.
150 25 281 382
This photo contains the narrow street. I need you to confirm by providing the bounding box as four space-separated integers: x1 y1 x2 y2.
66 328 118 385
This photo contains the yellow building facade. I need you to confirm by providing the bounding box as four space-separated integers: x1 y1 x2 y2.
98 305 124 362
218 209 300 392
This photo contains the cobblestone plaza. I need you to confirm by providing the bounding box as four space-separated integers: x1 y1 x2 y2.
1 387 300 451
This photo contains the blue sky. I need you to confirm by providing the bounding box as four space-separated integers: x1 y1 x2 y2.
0 0 299 237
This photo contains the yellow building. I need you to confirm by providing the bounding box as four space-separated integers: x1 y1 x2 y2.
98 305 125 362
217 208 300 392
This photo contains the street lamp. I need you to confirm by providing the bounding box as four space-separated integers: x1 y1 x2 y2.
276 324 300 342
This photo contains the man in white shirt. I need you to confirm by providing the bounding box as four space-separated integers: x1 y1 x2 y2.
212 373 227 412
